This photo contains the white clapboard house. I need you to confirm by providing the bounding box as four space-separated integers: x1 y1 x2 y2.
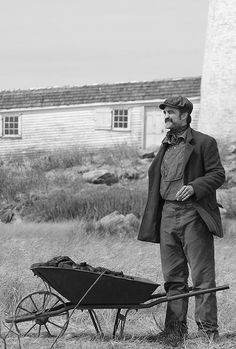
0 76 201 157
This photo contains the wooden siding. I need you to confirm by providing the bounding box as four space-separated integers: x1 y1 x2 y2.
0 98 200 157
0 104 144 157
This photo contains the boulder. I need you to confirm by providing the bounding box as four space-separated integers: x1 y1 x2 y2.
0 205 14 223
120 168 140 180
83 169 118 185
96 211 139 235
98 211 125 228
123 213 140 227
138 146 159 159
139 151 155 159
217 187 236 218
228 144 236 154
0 203 22 223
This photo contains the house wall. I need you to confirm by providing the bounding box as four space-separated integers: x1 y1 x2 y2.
0 104 144 157
0 97 200 157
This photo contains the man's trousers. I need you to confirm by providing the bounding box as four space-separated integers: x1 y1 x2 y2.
160 200 218 334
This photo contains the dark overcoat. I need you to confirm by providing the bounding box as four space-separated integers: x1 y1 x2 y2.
138 128 225 243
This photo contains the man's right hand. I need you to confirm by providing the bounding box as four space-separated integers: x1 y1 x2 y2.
176 185 194 201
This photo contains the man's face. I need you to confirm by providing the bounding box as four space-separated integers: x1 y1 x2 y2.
163 107 187 130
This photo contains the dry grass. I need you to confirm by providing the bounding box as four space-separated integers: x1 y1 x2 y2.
0 142 235 347
0 220 235 348
22 183 148 222
0 145 149 222
1 143 235 223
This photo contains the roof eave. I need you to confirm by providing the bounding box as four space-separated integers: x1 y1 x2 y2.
0 96 200 113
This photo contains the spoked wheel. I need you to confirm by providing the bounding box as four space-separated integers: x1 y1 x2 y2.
14 290 69 337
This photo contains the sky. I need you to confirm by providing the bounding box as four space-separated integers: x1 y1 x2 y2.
0 0 209 90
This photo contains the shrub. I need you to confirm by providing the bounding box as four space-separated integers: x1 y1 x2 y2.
28 149 94 172
97 143 141 166
0 145 148 222
23 184 148 222
0 165 48 201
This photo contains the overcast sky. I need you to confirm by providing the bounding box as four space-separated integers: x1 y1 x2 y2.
0 0 209 90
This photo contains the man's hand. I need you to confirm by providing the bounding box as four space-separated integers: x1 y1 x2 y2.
176 185 194 201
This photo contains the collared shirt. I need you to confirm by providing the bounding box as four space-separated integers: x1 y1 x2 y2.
160 129 188 200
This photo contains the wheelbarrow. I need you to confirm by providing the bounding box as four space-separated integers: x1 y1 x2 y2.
5 261 229 339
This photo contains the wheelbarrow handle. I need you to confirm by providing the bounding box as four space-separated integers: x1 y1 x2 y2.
149 284 229 304
149 287 193 299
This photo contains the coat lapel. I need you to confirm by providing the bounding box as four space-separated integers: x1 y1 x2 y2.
183 128 194 170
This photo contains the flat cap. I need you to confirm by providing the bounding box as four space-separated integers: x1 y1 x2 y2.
159 96 193 114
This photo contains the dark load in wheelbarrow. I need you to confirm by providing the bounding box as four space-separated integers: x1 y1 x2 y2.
5 256 229 339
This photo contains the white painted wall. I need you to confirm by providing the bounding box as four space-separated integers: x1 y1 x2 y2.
199 0 236 141
0 104 144 157
0 98 200 157
191 99 200 130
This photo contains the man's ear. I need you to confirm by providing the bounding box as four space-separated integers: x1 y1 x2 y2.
180 112 188 121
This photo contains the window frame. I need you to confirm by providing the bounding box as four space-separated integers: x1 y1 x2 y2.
112 108 130 131
1 114 22 138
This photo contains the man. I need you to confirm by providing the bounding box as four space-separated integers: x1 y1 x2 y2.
138 96 225 343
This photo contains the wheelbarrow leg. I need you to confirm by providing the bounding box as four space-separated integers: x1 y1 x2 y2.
88 309 104 336
113 309 131 338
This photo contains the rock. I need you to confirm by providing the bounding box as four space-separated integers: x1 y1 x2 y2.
96 211 139 235
224 163 236 186
138 146 159 159
12 213 23 224
228 144 236 154
0 207 14 223
139 151 155 159
45 166 84 182
124 213 140 227
0 203 23 223
77 165 91 174
217 188 236 218
120 168 140 180
98 211 125 227
82 169 118 185
0 197 26 223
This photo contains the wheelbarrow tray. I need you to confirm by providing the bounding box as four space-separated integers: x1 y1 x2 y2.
31 266 159 305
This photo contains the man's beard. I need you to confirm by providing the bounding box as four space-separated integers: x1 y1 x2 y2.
165 118 179 129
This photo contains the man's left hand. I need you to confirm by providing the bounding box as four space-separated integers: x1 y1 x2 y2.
176 185 194 201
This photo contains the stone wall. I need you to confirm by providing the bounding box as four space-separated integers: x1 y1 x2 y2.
199 0 236 141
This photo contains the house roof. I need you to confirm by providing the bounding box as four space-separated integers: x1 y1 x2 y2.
0 76 201 110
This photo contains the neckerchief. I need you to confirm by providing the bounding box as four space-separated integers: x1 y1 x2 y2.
164 125 189 145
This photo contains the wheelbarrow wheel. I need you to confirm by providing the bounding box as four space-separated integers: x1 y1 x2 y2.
14 290 69 337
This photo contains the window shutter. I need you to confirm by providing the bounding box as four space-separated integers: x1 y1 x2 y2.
95 108 112 129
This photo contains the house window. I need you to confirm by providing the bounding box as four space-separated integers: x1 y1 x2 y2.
2 115 21 137
112 109 129 130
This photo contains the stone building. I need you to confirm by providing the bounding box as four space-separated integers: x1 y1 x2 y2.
199 0 236 141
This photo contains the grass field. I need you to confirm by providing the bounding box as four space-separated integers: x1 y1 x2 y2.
0 144 235 348
0 219 235 349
